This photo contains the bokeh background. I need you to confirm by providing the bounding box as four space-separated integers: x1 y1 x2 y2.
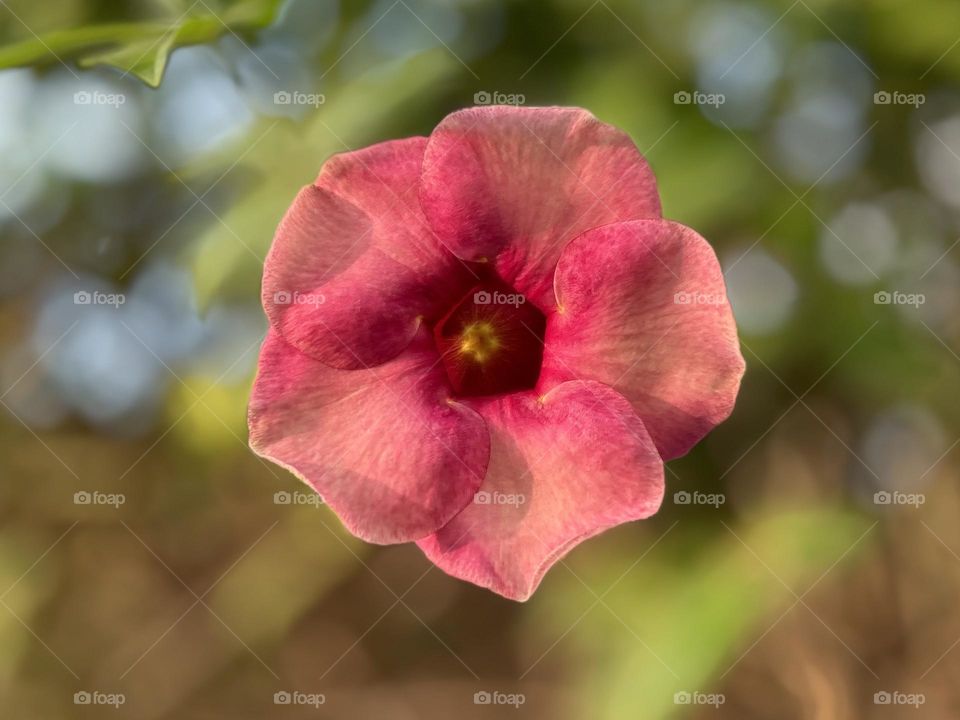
1 0 959 717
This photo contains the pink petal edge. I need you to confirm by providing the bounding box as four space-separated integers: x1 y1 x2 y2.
249 328 490 544
418 380 665 601
419 106 661 310
263 137 471 370
540 218 746 460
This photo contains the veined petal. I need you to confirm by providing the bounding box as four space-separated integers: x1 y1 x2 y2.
420 106 661 310
264 137 472 370
541 219 745 460
249 329 490 544
418 381 664 601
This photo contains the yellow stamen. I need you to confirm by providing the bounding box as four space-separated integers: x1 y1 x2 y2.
459 321 500 363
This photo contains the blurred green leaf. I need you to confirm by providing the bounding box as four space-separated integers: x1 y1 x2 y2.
0 0 284 86
536 509 872 720
76 24 181 87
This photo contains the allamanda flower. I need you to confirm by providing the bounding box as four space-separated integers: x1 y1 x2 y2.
249 106 744 601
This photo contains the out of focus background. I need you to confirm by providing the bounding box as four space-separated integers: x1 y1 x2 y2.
0 0 958 717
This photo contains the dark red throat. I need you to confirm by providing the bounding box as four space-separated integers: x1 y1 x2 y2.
433 282 546 398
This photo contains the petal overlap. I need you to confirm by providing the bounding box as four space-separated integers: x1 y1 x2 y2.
418 380 664 601
263 137 473 370
540 219 745 460
249 328 490 544
419 106 661 309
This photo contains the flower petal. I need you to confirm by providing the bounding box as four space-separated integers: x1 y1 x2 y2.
249 328 490 544
541 219 745 460
417 380 664 601
263 137 472 370
420 106 661 309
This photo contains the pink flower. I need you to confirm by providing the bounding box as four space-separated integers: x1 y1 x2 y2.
249 106 744 601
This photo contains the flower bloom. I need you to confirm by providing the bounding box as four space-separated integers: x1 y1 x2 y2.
249 106 744 601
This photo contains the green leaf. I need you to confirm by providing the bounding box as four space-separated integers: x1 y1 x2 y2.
0 0 284 87
77 25 181 87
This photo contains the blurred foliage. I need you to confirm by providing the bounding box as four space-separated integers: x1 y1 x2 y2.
0 0 283 85
566 509 869 719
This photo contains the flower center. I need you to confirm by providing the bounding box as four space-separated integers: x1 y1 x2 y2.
458 321 500 362
433 281 546 397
